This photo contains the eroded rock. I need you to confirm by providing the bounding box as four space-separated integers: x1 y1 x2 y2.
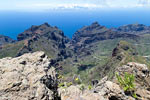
0 51 59 100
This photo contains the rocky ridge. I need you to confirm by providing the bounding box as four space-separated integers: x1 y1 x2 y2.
0 23 71 60
70 22 139 57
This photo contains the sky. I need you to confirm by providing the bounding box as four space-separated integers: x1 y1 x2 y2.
0 0 150 11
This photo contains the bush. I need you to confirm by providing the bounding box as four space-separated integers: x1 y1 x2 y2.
66 82 73 87
116 72 137 98
74 77 81 84
80 84 85 91
58 82 65 88
88 85 92 90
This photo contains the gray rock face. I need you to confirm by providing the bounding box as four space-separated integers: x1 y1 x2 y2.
0 51 59 100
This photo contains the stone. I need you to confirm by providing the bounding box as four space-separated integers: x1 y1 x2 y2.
0 51 59 100
59 85 105 100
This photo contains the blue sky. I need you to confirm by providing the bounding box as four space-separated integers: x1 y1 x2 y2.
0 0 150 11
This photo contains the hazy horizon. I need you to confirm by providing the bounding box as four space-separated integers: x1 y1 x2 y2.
1 0 150 39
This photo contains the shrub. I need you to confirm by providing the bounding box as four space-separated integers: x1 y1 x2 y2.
74 77 81 84
66 82 73 87
58 82 65 88
80 84 85 91
88 85 92 90
116 72 137 98
57 75 64 79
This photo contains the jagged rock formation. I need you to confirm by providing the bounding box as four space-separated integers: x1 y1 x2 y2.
16 23 70 58
68 22 150 64
0 35 15 46
0 51 60 100
71 22 138 55
0 23 71 59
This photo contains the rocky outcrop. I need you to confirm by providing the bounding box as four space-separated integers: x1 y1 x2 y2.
72 22 138 45
17 23 68 41
0 35 15 46
16 23 70 57
0 23 71 60
0 51 60 100
59 85 104 100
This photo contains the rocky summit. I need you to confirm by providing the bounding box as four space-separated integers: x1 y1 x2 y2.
0 51 60 100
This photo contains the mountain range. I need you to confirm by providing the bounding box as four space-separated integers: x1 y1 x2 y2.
0 22 150 83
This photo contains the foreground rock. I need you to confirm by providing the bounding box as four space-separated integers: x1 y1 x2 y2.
0 51 59 100
59 85 105 100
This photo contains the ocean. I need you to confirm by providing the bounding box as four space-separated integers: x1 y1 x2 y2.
0 8 150 40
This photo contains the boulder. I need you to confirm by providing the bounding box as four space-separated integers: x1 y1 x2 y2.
0 51 59 100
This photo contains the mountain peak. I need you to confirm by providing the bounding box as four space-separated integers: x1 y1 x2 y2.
43 22 50 27
17 23 63 41
91 21 100 27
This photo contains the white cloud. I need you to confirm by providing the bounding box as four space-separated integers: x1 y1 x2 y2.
1 0 150 11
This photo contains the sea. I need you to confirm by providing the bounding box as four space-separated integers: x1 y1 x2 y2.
0 8 150 40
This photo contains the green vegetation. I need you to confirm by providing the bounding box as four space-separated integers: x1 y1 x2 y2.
88 85 92 90
66 82 73 87
58 82 65 88
79 84 85 92
116 72 137 98
0 41 25 58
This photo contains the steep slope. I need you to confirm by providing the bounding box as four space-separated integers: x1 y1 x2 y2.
70 22 139 57
0 23 71 59
0 34 15 46
99 41 150 79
